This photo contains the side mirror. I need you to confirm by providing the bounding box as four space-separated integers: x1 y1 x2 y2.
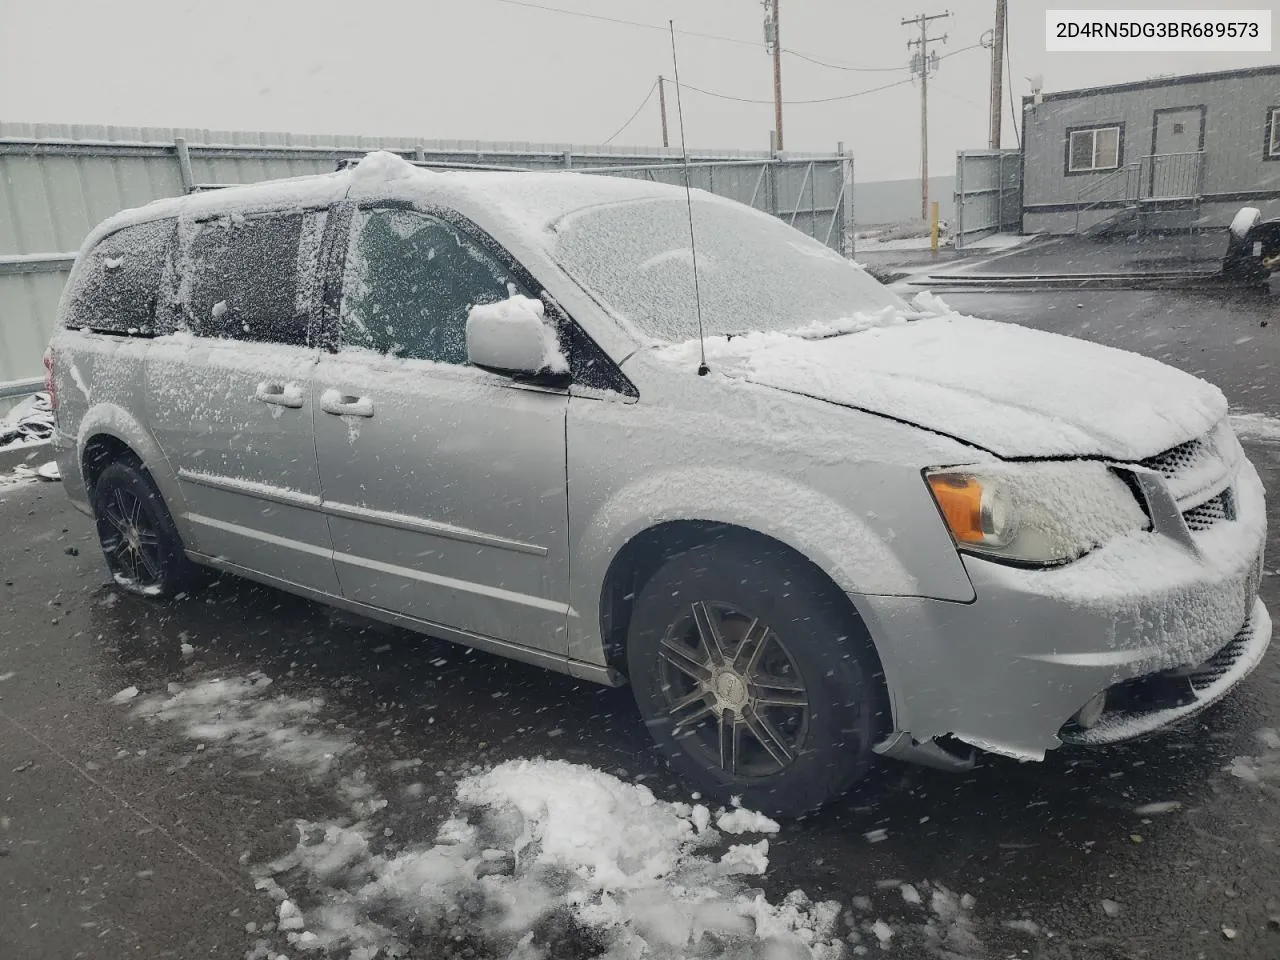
466 295 569 378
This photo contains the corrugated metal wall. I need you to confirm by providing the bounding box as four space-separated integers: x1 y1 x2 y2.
0 123 852 383
953 150 1023 249
1021 69 1280 234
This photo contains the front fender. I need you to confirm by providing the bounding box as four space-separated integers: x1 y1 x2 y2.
565 463 975 667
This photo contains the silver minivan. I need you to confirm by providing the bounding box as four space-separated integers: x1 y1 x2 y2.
47 152 1271 815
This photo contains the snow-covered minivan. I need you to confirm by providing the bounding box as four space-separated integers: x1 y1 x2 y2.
46 152 1270 815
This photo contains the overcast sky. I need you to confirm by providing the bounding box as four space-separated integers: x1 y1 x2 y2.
1 0 1275 181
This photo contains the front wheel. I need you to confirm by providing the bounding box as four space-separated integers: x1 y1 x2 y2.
91 461 196 598
625 536 884 817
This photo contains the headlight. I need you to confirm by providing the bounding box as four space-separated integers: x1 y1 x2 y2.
925 461 1150 566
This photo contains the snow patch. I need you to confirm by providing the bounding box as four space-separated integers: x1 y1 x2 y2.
715 807 780 835
259 759 841 959
1133 801 1181 815
109 685 139 704
130 673 355 779
1231 412 1280 444
1227 727 1280 784
655 304 1227 461
466 294 568 374
350 150 422 184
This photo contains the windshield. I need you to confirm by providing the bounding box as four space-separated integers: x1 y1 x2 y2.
551 195 908 341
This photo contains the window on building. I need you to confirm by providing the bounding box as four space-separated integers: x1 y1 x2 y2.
339 208 526 365
184 211 313 346
1268 107 1280 160
1067 126 1122 173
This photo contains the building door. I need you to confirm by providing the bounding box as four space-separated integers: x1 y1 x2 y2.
1149 107 1205 199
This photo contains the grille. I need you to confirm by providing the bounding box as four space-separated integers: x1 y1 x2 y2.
1188 615 1253 692
1182 490 1236 531
1141 436 1209 480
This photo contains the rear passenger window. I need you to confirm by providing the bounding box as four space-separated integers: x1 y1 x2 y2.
64 219 173 334
340 208 525 364
184 211 317 346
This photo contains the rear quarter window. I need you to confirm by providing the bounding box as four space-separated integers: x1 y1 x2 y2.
63 219 174 334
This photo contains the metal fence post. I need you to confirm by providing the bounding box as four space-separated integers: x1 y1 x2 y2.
563 150 573 169
954 151 965 251
836 141 855 259
174 137 194 193
847 152 856 259
769 130 780 218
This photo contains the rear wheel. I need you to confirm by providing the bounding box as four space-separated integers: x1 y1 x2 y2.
625 537 883 817
91 462 195 598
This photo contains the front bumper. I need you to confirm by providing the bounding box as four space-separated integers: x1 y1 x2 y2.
858 454 1270 763
1060 599 1270 745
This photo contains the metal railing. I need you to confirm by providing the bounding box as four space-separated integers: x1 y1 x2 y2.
1074 164 1140 234
1073 152 1205 234
1137 151 1205 202
0 377 43 402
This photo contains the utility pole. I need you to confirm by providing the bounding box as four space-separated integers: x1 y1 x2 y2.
658 75 670 148
903 10 951 220
764 0 784 151
989 0 1007 149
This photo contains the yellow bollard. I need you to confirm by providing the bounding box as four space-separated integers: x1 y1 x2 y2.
930 200 940 254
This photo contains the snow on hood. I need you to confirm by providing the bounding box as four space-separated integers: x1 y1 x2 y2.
656 295 1227 461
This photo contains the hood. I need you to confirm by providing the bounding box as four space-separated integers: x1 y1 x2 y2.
659 314 1227 461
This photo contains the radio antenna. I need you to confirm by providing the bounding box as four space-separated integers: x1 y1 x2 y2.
669 21 709 376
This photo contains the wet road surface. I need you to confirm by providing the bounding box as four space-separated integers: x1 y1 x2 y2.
1 287 1278 959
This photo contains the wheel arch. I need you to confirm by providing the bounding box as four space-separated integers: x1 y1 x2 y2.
75 403 188 526
596 519 895 735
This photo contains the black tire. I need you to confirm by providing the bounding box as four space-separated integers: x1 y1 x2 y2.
626 536 884 817
91 461 196 598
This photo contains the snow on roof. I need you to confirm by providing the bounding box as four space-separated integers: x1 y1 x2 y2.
83 149 694 253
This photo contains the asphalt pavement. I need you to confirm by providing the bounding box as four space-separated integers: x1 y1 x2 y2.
2 286 1279 960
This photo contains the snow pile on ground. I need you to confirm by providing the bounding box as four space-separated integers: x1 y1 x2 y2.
256 758 843 959
847 879 987 957
125 675 845 959
0 392 54 451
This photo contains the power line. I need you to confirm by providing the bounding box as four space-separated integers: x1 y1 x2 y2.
478 0 916 74
1005 29 1022 147
480 0 760 48
675 75 916 106
670 43 979 106
602 79 659 145
784 49 905 72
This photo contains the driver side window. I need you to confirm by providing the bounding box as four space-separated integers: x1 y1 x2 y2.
339 208 525 364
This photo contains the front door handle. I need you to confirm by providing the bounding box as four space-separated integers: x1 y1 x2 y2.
255 381 304 408
320 388 375 418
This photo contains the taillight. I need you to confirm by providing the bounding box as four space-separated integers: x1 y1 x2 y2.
42 347 57 412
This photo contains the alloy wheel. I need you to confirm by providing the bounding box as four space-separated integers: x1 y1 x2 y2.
100 486 163 588
656 601 810 778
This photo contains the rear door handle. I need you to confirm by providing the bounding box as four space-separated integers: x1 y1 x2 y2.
320 388 375 418
255 381 304 408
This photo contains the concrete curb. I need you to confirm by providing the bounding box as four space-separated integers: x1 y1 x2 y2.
0 440 51 473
